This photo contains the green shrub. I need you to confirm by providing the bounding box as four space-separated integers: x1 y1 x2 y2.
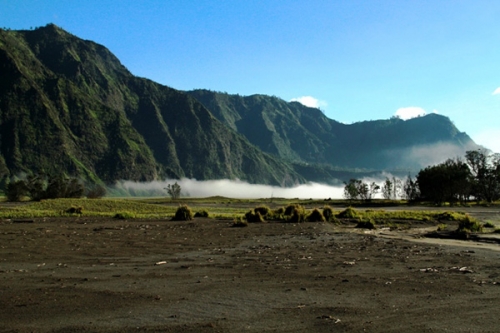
322 206 334 221
306 208 325 222
194 210 209 218
337 207 359 219
356 219 376 229
457 214 483 233
494 228 500 234
254 206 271 217
172 205 193 221
245 210 264 223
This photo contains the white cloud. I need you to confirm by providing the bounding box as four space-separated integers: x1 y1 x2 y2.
472 129 500 154
290 96 327 109
394 107 427 120
492 87 500 95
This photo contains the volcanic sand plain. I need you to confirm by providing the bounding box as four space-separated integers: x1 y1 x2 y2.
1 204 500 332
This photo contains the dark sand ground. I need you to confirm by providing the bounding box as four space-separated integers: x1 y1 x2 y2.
1 207 500 332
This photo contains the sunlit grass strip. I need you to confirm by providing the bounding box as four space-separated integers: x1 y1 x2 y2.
0 198 177 219
0 198 477 222
355 209 468 221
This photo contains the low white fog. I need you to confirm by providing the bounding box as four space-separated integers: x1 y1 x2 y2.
115 178 347 199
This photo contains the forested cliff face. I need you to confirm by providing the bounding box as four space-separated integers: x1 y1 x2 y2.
0 24 480 186
0 24 302 186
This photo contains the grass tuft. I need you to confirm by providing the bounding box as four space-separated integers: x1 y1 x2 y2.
232 219 248 228
114 212 135 219
355 219 376 229
245 210 265 223
288 206 306 223
437 223 447 231
456 214 483 233
65 206 83 215
306 208 325 222
483 221 495 228
194 210 209 218
322 206 335 221
337 207 359 219
172 205 193 221
254 206 271 217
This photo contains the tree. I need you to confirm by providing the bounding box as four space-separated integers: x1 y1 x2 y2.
343 179 361 201
86 184 107 199
6 180 28 202
26 174 47 201
417 158 470 205
165 182 181 200
9 174 85 201
391 176 402 199
382 177 393 200
402 174 419 202
343 179 379 202
465 150 500 202
44 176 84 199
369 182 381 200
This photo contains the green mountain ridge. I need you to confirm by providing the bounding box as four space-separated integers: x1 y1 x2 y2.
0 24 481 187
0 24 302 186
186 89 479 170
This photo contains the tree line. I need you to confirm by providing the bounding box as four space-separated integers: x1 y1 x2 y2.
5 175 106 201
344 149 500 205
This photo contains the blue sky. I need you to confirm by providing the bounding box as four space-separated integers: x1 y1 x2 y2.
2 0 499 153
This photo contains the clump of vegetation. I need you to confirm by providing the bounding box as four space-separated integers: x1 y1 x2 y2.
337 207 359 219
322 206 335 221
114 212 135 219
194 210 209 218
65 206 83 215
483 221 495 228
288 206 306 223
284 204 301 216
436 211 464 221
437 223 448 231
355 219 376 229
172 205 193 221
269 207 285 220
457 214 483 233
254 206 271 217
245 210 265 223
232 218 248 228
306 208 325 222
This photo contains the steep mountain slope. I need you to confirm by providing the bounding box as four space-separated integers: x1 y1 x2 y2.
0 24 303 185
187 90 480 170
